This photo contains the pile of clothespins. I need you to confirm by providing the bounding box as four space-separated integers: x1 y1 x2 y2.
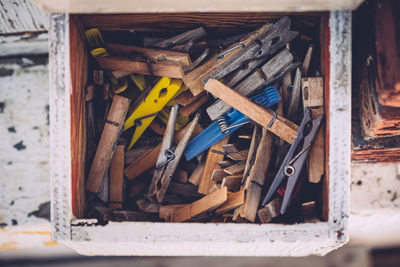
84 16 325 224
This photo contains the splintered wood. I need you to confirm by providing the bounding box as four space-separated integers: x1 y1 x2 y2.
82 15 325 225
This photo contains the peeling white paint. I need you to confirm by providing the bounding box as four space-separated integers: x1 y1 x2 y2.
0 58 50 227
0 0 49 34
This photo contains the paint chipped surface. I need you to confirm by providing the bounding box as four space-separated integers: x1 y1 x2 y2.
0 56 50 227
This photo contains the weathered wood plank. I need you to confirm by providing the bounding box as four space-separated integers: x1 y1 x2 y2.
0 0 49 33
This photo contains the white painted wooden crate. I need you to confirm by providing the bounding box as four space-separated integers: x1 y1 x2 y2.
48 11 352 256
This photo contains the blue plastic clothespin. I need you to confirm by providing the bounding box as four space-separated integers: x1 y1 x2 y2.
184 86 281 161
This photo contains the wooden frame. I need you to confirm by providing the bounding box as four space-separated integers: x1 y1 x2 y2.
33 0 363 13
49 11 351 256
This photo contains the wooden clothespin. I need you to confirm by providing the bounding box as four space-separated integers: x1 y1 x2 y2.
204 79 298 144
234 126 274 222
206 49 297 121
109 140 125 208
197 136 229 195
86 95 130 193
171 187 228 222
153 27 207 50
104 43 192 68
302 76 324 183
148 104 200 202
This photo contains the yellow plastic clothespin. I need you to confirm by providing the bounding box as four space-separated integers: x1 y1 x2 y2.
154 83 189 130
124 77 183 150
165 83 189 107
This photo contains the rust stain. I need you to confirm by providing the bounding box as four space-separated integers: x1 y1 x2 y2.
43 240 58 247
0 241 17 250
19 231 51 235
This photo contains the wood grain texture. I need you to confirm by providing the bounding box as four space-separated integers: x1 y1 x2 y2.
223 161 246 175
104 43 192 67
109 144 125 203
172 187 228 222
50 11 352 256
206 48 294 121
86 95 130 193
301 45 314 76
215 190 245 214
198 136 229 194
320 13 330 222
188 161 205 185
302 77 324 108
179 93 209 117
124 143 161 180
154 27 206 49
70 17 88 218
125 119 202 181
221 175 242 192
182 22 273 96
156 113 200 202
204 79 298 143
77 13 321 34
302 77 324 183
241 128 273 222
124 146 153 166
96 56 184 78
175 91 197 107
257 197 281 223
211 169 229 182
159 204 187 221
374 0 400 108
226 150 248 161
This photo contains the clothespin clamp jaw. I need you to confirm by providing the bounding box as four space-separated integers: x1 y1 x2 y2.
148 104 200 203
261 108 324 214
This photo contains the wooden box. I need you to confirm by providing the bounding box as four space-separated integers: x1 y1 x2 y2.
47 8 353 256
